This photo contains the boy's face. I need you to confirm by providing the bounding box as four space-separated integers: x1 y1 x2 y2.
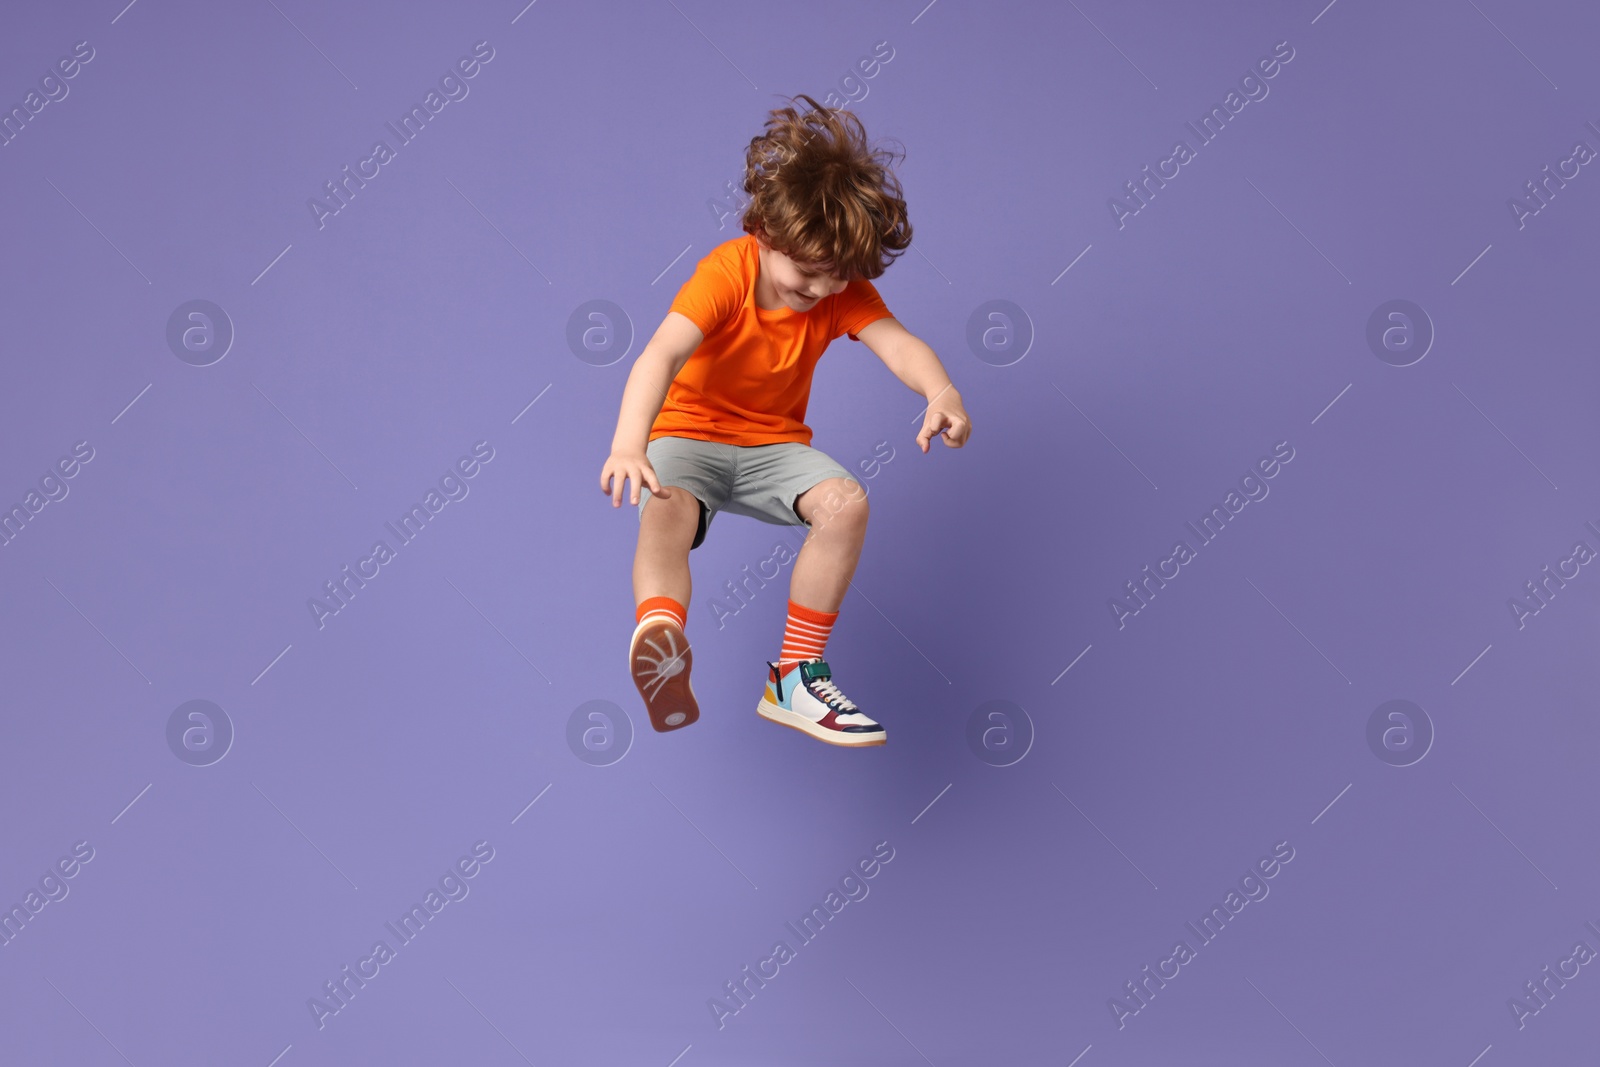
755 237 850 311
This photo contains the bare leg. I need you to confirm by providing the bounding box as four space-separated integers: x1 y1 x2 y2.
633 489 700 609
788 478 869 613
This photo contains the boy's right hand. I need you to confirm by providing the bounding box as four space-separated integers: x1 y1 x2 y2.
600 451 672 507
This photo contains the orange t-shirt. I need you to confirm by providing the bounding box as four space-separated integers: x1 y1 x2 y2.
649 234 893 447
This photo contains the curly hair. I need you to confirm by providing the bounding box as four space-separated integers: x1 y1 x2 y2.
739 93 912 282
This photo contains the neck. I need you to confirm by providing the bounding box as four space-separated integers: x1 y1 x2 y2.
754 260 786 310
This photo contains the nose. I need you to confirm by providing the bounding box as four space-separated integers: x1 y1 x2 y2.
800 275 844 302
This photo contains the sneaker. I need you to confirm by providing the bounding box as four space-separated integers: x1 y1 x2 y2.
756 659 885 747
629 616 699 732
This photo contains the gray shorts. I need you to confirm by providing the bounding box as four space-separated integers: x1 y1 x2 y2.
638 436 858 551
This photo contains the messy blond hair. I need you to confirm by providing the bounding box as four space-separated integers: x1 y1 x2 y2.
740 93 912 282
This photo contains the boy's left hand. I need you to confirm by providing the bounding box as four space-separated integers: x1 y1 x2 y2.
917 388 971 452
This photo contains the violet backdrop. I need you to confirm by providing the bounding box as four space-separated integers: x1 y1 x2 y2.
1 1 1597 1065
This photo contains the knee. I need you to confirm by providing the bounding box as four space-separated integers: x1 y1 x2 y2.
808 478 869 537
643 487 701 536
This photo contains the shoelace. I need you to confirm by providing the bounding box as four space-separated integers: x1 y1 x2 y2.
807 676 859 712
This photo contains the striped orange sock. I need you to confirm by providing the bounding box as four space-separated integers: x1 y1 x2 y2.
777 599 838 674
636 595 687 631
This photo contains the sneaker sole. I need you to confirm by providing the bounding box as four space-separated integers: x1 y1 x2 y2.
630 618 699 732
756 698 886 747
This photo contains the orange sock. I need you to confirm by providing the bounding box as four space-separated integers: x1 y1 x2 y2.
777 598 838 673
636 595 687 631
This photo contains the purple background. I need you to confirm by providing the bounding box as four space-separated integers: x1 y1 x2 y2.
2 1 1597 1064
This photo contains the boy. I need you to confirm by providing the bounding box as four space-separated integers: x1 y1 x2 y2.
599 94 971 747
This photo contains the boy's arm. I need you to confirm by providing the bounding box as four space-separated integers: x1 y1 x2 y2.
855 316 951 398
855 317 971 450
609 311 704 455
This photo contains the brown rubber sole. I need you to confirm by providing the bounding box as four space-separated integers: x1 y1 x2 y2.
629 617 700 732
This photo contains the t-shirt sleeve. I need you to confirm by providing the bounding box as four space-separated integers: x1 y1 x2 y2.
669 250 744 339
834 278 894 341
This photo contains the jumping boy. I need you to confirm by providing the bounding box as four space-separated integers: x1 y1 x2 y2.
599 94 971 747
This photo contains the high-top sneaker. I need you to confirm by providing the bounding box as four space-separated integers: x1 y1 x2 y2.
756 659 884 746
